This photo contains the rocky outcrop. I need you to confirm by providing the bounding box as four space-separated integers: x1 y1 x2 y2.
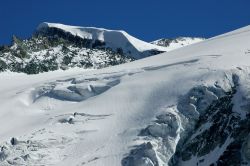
122 73 250 166
0 35 134 74
244 135 250 160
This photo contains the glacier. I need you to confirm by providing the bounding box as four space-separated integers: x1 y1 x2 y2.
0 25 250 165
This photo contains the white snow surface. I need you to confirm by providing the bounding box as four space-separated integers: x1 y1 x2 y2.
37 22 169 59
150 37 204 51
1 25 250 165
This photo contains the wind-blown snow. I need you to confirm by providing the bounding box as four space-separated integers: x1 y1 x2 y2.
1 25 250 165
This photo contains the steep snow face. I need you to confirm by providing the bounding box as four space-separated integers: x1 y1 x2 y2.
1 25 250 166
37 22 168 59
150 37 205 51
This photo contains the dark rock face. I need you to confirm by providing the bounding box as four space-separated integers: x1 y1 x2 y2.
180 90 236 158
0 60 7 71
10 137 18 146
244 135 250 161
122 74 249 166
121 84 228 166
173 87 250 166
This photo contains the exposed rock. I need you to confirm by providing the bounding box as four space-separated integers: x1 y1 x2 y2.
243 133 250 160
0 35 134 74
10 137 18 146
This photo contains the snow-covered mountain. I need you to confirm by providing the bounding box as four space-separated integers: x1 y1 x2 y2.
0 23 204 74
1 25 250 166
37 22 168 59
0 35 134 74
151 37 204 50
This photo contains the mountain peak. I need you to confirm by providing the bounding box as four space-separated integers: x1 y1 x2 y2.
36 22 168 59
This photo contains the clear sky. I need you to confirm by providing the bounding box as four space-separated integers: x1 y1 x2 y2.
1 0 250 45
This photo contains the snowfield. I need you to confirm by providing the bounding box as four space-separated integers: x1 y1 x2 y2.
0 25 250 166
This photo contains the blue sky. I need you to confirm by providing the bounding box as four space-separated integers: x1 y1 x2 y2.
1 0 250 45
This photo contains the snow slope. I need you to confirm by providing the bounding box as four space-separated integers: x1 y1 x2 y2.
150 37 204 51
37 22 168 59
0 25 250 166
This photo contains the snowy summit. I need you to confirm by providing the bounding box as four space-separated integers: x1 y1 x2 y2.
37 22 168 59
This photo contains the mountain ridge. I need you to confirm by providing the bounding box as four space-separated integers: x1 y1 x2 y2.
36 22 168 59
0 22 204 74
